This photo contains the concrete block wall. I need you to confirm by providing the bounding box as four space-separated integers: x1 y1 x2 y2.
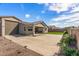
67 28 79 49
75 32 79 49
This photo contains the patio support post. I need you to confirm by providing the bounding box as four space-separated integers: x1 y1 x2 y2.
2 18 5 36
32 24 35 36
43 27 45 33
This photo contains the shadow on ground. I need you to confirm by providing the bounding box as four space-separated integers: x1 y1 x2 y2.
11 34 44 37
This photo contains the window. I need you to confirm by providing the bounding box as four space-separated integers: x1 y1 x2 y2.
24 27 26 31
28 28 32 31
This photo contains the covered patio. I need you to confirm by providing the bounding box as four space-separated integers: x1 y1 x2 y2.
33 21 48 35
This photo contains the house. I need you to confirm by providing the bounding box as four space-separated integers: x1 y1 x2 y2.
0 16 48 36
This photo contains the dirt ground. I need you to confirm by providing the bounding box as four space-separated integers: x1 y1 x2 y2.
0 36 42 56
5 34 62 56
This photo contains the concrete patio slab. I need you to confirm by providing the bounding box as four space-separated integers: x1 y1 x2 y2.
5 34 62 56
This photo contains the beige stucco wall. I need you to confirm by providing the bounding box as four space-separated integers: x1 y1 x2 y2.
0 17 48 36
44 26 48 33
67 28 79 50
67 29 71 35
19 23 33 35
5 20 19 35
1 17 21 35
0 19 2 36
75 31 79 49
19 23 48 35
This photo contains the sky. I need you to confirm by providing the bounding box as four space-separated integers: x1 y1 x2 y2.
0 3 79 27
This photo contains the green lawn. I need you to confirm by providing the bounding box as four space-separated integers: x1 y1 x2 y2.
47 32 64 35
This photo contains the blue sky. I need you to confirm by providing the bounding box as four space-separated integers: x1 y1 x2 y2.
0 3 79 27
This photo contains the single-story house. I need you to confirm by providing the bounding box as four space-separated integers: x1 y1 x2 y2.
0 16 48 36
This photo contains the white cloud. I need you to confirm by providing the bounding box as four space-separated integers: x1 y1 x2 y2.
37 3 79 27
25 14 31 18
52 12 79 22
43 3 79 13
49 11 79 27
46 3 79 27
49 3 69 13
70 5 79 13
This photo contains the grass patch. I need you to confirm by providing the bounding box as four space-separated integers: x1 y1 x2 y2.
47 32 64 35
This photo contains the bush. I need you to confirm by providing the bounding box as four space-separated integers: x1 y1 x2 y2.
60 33 76 46
63 31 68 35
62 46 76 56
62 46 79 56
59 31 78 56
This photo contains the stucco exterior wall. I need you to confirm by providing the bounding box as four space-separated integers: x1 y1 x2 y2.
0 19 2 36
0 16 48 36
44 26 48 33
75 31 79 49
19 23 33 35
5 20 19 35
67 28 79 50
1 17 21 35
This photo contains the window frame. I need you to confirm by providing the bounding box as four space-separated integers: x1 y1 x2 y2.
28 28 33 31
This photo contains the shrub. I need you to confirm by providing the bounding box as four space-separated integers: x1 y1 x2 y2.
63 31 68 35
60 33 76 46
62 46 76 56
62 46 79 56
59 31 78 56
